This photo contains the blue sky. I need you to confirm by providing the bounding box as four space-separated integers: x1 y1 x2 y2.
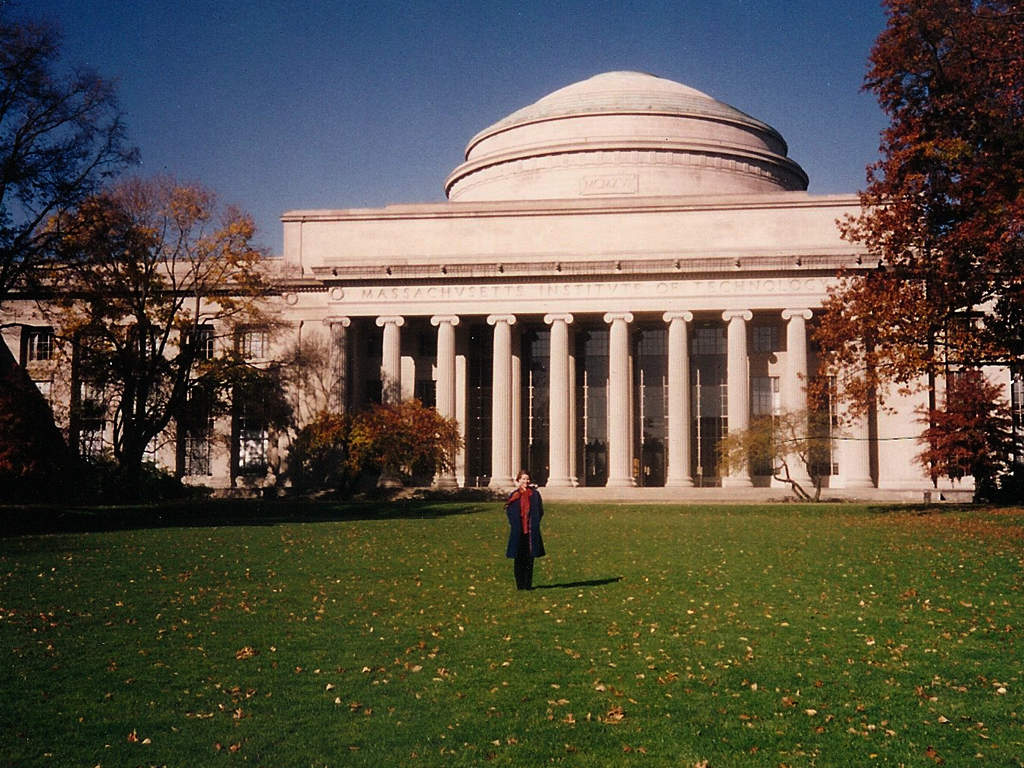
32 0 888 254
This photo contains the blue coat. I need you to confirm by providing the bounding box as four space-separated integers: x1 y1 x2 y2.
505 488 546 559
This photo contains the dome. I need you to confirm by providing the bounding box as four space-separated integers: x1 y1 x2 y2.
445 71 808 202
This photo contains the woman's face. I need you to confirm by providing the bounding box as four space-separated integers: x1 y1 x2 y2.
517 473 531 489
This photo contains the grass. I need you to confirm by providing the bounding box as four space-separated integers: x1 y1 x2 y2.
1 500 1023 767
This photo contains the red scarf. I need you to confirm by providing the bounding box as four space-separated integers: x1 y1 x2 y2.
519 487 533 535
508 487 533 535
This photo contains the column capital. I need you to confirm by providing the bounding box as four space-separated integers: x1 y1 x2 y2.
662 311 693 323
430 315 461 327
603 311 634 324
782 308 813 321
323 316 351 328
487 314 517 326
722 309 753 322
543 313 574 325
376 315 405 327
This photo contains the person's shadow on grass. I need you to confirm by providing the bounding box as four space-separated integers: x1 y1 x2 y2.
533 577 623 590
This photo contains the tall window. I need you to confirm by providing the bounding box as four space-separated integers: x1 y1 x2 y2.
236 400 268 475
239 328 269 360
1012 369 1024 463
183 388 215 476
750 376 781 476
691 322 727 484
464 324 492 485
520 326 550 486
193 325 215 360
808 374 839 478
24 327 55 362
575 326 608 487
78 382 106 459
634 325 667 487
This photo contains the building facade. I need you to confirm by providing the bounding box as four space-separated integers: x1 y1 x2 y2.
5 72 1015 497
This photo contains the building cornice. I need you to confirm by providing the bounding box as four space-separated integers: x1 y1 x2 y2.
282 191 862 225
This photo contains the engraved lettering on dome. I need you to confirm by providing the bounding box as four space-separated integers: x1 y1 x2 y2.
579 174 638 196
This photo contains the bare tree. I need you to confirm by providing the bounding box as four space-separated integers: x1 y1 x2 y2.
0 11 136 306
718 410 834 501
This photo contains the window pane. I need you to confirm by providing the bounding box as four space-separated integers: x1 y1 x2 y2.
26 328 55 362
240 330 268 359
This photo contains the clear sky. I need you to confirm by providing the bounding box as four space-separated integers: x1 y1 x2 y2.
30 0 889 255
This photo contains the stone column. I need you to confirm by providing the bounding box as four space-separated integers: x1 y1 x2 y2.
723 310 753 487
545 313 575 487
455 339 468 487
837 415 874 488
834 370 874 489
376 316 404 404
488 314 516 488
431 315 460 488
511 332 522 476
604 312 636 487
782 309 813 485
323 316 351 414
663 311 694 487
568 340 578 487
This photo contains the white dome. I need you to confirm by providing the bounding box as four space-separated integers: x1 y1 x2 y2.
446 71 808 202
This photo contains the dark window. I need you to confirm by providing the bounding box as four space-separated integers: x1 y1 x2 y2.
193 325 215 360
414 379 436 408
751 376 780 416
693 324 726 356
691 321 727 484
520 326 550 486
236 399 268 475
24 327 55 362
417 330 437 358
751 324 780 354
78 382 106 459
465 324 492 485
634 325 667 487
183 388 215 476
576 326 609 487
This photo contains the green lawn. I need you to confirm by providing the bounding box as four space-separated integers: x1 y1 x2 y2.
2 501 1022 767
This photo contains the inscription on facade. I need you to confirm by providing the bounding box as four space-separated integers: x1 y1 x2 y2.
348 278 824 304
579 174 638 196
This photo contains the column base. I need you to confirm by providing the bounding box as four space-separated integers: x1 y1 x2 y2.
722 476 754 488
377 473 404 489
832 476 875 489
545 477 576 489
605 477 638 488
665 477 695 488
432 474 459 490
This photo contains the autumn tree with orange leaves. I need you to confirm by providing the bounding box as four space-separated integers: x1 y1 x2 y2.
816 0 1024 419
916 370 1020 500
44 177 277 500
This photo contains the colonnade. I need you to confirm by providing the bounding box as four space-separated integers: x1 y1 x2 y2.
323 308 875 490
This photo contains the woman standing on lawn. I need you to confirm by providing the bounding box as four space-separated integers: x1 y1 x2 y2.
505 470 546 590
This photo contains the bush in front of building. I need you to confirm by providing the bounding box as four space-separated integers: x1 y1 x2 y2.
287 411 354 494
75 455 205 503
347 400 462 487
